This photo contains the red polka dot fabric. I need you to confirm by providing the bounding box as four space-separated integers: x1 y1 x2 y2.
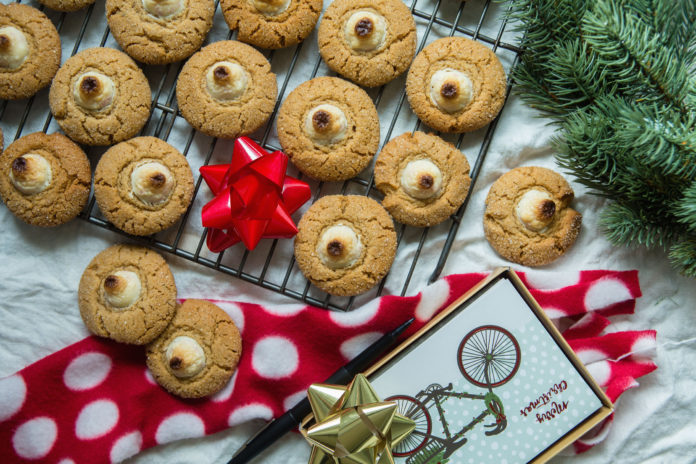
0 271 656 463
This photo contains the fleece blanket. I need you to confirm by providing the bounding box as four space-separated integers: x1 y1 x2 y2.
0 271 656 463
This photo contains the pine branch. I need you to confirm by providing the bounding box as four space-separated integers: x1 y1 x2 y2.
508 0 696 277
508 0 588 116
600 202 683 249
669 239 696 278
556 97 695 202
674 182 696 233
582 0 695 114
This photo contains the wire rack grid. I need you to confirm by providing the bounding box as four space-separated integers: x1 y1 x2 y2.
0 0 522 311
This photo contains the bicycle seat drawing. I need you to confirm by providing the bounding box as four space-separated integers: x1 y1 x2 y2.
385 325 520 464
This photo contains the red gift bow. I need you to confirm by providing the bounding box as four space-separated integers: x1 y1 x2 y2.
200 137 311 252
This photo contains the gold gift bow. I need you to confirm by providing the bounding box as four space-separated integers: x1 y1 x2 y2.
300 374 416 464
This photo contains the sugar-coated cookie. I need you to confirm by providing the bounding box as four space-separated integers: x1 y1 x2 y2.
0 3 61 100
176 40 277 138
146 299 243 398
295 195 397 296
49 47 152 146
318 0 417 87
38 0 95 12
221 0 322 49
483 166 582 267
0 132 90 227
94 136 194 236
406 37 507 133
277 76 380 181
375 131 471 227
78 244 178 345
106 0 215 65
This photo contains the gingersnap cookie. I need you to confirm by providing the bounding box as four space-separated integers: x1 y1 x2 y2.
375 131 470 227
277 77 380 181
295 195 397 296
0 4 61 100
106 0 215 65
221 0 322 49
49 47 152 146
94 136 194 236
78 244 178 345
483 166 582 267
406 37 507 133
0 132 90 227
146 299 242 398
37 0 95 12
317 0 417 87
176 40 277 139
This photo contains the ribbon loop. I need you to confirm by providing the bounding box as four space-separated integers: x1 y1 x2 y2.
200 137 311 251
301 374 416 464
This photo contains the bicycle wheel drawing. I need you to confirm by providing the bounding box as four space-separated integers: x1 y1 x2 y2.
385 395 432 457
457 325 520 388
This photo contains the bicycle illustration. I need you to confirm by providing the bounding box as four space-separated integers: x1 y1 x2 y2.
385 325 520 464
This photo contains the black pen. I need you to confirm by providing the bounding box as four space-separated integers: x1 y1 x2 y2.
228 317 415 464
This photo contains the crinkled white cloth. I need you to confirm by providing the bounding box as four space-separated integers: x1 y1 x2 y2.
1 1 695 463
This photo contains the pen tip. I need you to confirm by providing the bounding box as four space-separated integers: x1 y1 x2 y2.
395 317 415 334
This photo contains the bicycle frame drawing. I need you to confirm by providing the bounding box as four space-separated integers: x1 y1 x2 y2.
386 325 520 464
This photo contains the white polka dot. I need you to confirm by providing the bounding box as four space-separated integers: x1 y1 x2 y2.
76 400 119 440
12 417 57 459
541 306 567 320
0 374 26 421
329 298 380 328
58 459 76 464
586 360 611 386
110 431 142 463
414 279 450 322
262 303 307 317
631 335 657 362
340 332 383 361
525 271 580 290
63 352 112 391
252 336 299 379
155 412 205 444
584 278 633 311
575 348 606 365
283 390 307 412
210 371 238 403
214 301 245 333
228 404 274 426
144 368 157 385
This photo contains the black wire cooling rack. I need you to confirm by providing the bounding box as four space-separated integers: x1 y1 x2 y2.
0 0 522 311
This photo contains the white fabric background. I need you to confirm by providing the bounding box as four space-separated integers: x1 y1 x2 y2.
1 0 695 463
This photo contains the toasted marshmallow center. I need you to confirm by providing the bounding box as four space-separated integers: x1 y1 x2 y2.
9 154 52 195
515 189 557 232
0 26 29 70
165 336 206 378
343 10 387 52
206 61 249 102
103 270 142 309
251 0 291 16
316 224 363 270
400 159 443 200
304 104 348 145
130 161 175 206
73 71 116 112
142 0 186 19
429 69 474 113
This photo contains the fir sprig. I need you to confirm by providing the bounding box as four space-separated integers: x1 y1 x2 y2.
508 0 696 276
